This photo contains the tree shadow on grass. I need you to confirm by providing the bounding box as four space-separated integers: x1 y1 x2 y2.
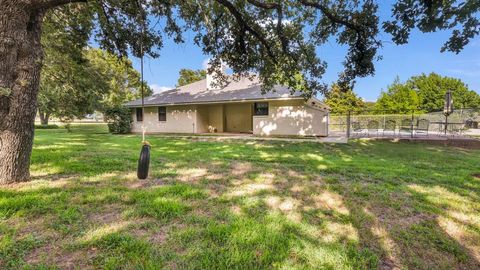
336 179 480 269
17 131 480 269
163 145 480 269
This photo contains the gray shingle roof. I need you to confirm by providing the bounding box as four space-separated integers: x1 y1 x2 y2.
125 76 303 107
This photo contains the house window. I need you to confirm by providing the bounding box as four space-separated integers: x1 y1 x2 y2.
254 102 268 116
158 106 166 121
136 108 143 122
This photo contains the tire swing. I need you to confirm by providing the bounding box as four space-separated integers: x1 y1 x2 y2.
137 17 150 180
137 140 150 180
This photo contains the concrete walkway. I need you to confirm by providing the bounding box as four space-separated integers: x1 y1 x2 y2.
147 133 349 144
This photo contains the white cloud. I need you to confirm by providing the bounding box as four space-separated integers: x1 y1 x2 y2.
150 84 173 94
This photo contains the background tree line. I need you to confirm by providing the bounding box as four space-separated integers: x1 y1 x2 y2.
325 73 480 114
38 13 151 126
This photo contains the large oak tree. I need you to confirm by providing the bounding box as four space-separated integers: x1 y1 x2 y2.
0 0 478 184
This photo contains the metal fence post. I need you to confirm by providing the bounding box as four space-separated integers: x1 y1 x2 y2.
411 110 414 138
383 114 386 137
346 111 351 138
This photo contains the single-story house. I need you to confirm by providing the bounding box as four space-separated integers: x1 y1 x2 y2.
125 72 329 136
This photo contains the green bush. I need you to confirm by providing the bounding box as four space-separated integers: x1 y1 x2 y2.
35 124 60 129
104 106 132 134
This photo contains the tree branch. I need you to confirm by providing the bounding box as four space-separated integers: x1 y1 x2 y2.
298 0 362 32
276 3 288 52
215 0 277 62
246 0 278 9
98 1 126 56
34 0 86 9
246 1 288 53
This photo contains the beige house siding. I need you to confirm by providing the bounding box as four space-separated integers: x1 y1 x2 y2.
131 99 328 136
131 105 196 133
253 100 328 136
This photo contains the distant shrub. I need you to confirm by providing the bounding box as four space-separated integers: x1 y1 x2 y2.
35 124 59 129
104 106 132 134
64 122 72 133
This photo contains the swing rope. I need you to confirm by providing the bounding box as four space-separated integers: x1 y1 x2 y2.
140 35 146 144
139 3 147 145
136 1 151 180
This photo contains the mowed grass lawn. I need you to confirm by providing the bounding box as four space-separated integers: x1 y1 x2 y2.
1 124 480 269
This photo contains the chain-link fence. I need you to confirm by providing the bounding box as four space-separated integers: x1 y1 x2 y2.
329 108 480 138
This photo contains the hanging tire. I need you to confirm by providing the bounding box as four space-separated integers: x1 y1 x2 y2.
137 144 151 180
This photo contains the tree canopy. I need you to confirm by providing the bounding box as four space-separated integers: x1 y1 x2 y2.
38 9 106 123
375 74 479 113
39 45 149 124
177 69 207 87
384 0 480 54
38 8 150 124
375 78 421 113
408 73 480 111
85 49 151 110
324 84 365 114
32 0 480 98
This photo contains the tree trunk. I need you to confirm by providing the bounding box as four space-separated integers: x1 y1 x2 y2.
0 2 45 184
38 109 50 125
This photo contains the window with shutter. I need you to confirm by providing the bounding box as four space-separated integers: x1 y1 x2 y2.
158 106 167 121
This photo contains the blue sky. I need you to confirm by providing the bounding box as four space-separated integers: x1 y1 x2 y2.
129 4 480 101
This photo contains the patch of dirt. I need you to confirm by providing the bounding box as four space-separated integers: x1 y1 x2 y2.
286 170 308 180
5 215 82 269
125 178 165 189
149 230 168 244
472 173 480 179
372 206 435 229
22 217 92 268
230 161 252 176
395 213 436 228
311 176 327 187
131 221 187 246
3 174 78 190
27 247 96 270
379 258 399 270
5 216 47 237
87 204 124 224
206 183 225 198
26 205 134 268
30 173 80 182
25 244 89 269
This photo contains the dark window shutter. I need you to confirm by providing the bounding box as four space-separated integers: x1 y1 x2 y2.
136 108 143 121
158 106 167 121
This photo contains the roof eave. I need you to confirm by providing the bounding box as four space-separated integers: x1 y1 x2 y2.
124 96 304 108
